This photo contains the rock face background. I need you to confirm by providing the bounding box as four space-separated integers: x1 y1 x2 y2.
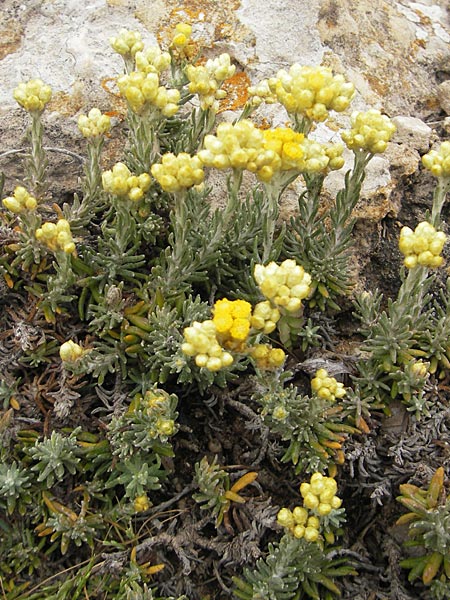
0 0 449 291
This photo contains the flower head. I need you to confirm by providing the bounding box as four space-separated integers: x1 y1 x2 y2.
399 221 446 269
249 344 286 370
422 141 450 179
212 298 252 350
2 186 37 214
181 320 234 371
77 108 111 138
60 340 84 362
341 109 396 154
269 65 354 122
151 153 204 193
13 79 52 114
109 29 144 58
250 301 281 334
117 71 180 116
254 259 312 312
311 368 346 402
135 47 171 74
102 162 151 202
35 219 75 254
198 120 265 171
186 53 235 111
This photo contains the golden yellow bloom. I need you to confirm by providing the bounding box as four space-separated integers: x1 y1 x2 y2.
171 22 193 48
182 320 234 371
311 368 346 402
151 153 204 193
117 71 180 116
268 64 354 122
249 344 286 370
254 259 312 312
2 186 37 214
59 340 84 362
212 298 252 349
102 162 151 201
399 221 446 269
341 109 396 154
13 79 52 113
109 29 144 58
77 108 111 138
134 494 150 513
35 219 75 254
422 141 450 178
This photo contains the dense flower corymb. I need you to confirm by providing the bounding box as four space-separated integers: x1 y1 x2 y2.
254 259 312 312
268 65 355 122
2 186 37 214
422 141 450 178
109 29 144 58
311 368 346 402
181 320 234 372
14 79 52 113
399 221 446 269
186 53 236 111
341 109 396 154
151 153 204 193
78 108 111 138
102 162 151 202
117 71 180 116
35 219 75 254
212 298 252 349
135 47 171 74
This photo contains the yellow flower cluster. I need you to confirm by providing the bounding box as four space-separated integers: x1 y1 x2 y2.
311 368 346 402
13 79 52 114
341 109 396 154
257 128 344 181
2 186 37 214
247 79 278 107
151 152 204 193
198 120 266 171
170 22 193 49
135 47 171 74
268 65 355 121
102 162 151 202
134 494 150 513
399 221 446 269
277 473 342 542
422 141 450 178
77 108 111 138
35 219 75 254
59 340 84 362
250 301 281 334
300 472 342 514
212 298 252 350
254 259 312 312
117 71 180 116
109 29 144 58
181 320 234 372
250 344 286 370
186 53 236 111
133 389 176 438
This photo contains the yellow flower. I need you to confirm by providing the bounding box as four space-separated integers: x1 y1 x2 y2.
399 221 446 269
310 368 346 402
182 320 234 371
135 47 171 74
151 153 204 193
171 22 193 48
59 340 84 362
249 344 286 370
254 259 312 312
35 219 75 254
198 120 265 172
186 53 235 112
268 64 354 122
212 298 252 349
422 141 450 178
2 186 37 214
77 108 111 138
247 79 278 107
109 29 144 58
134 494 150 513
250 301 281 334
341 109 396 154
102 162 151 201
13 79 52 113
117 71 180 116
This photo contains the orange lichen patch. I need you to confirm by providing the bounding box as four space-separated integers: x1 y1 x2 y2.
218 71 250 113
47 91 85 117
